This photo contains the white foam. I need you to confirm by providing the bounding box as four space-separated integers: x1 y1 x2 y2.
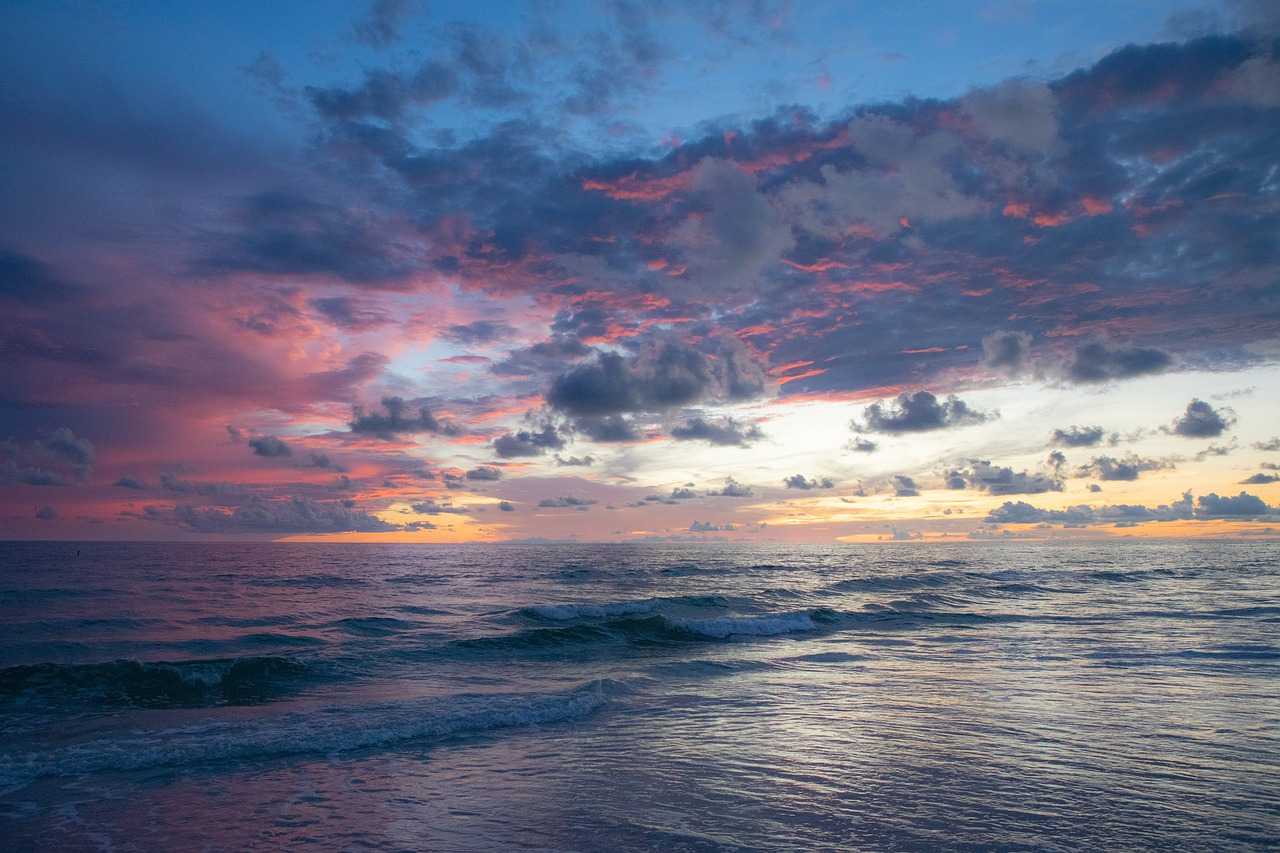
677 612 817 639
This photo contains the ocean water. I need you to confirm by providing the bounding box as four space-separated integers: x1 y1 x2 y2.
0 541 1277 851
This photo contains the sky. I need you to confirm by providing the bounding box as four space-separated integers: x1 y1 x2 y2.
1 0 1278 543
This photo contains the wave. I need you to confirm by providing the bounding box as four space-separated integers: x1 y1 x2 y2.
246 574 368 589
825 571 966 593
677 611 823 639
517 595 727 622
0 681 615 788
521 601 656 621
0 655 313 710
329 616 420 636
459 609 830 652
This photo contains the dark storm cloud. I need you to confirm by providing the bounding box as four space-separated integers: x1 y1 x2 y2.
249 436 292 458
670 417 763 447
1168 399 1236 438
1064 341 1173 384
784 474 834 490
349 397 460 439
1051 426 1106 447
854 392 992 434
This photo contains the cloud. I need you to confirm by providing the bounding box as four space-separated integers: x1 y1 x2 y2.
498 500 515 511
491 337 591 378
202 192 416 285
537 496 597 508
35 505 58 520
465 465 501 481
892 474 919 497
113 476 146 490
854 391 993 433
1168 399 1236 438
949 460 1063 494
0 428 95 486
676 159 795 299
0 250 81 303
1241 473 1280 484
1078 454 1175 481
350 397 459 439
1254 438 1280 451
410 498 468 515
784 474 834 490
1065 340 1172 384
574 415 641 443
961 78 1060 152
986 493 1194 525
848 437 878 453
493 424 565 457
353 0 414 48
1196 491 1275 517
554 454 594 466
156 497 399 533
707 477 753 497
689 520 735 532
670 487 697 499
987 490 1277 526
1051 425 1106 447
981 330 1032 375
441 320 518 345
249 435 292 458
546 339 769 418
670 417 763 447
310 296 389 330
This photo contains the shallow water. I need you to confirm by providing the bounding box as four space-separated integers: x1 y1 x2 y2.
1 541 1277 851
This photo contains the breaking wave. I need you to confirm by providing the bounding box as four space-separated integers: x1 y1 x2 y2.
0 681 616 787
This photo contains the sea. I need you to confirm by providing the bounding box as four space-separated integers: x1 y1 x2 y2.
0 540 1277 851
